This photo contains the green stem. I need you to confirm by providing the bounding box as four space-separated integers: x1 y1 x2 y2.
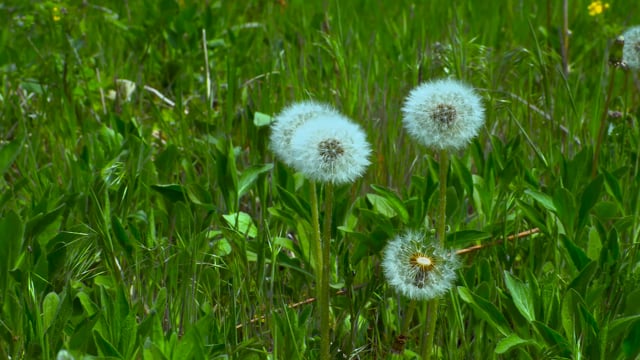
422 299 440 360
400 300 418 339
309 181 328 359
320 182 335 359
422 149 449 360
436 150 449 246
592 66 616 177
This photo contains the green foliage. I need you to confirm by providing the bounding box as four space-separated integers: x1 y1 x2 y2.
1 0 640 359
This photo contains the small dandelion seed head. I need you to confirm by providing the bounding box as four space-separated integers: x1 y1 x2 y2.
622 26 640 70
289 115 371 184
382 230 460 301
270 101 340 167
402 78 485 150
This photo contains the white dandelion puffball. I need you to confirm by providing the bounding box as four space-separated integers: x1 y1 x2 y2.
289 115 371 184
622 26 640 70
270 101 340 167
402 78 485 150
382 230 460 301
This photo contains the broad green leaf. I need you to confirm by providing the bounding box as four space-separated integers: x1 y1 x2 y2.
525 189 556 213
561 289 580 339
275 185 311 222
553 187 575 234
370 184 409 223
212 238 232 256
623 321 640 359
93 329 123 358
568 260 597 294
560 234 589 271
0 211 23 271
112 215 134 253
608 314 640 339
516 200 547 233
578 176 603 229
0 139 22 177
504 271 536 322
366 193 398 219
253 111 273 127
43 291 60 332
238 163 273 198
186 184 215 210
458 286 511 336
586 227 602 261
223 212 257 238
495 333 537 354
447 230 492 249
533 321 569 350
25 203 65 240
76 291 97 316
151 184 187 203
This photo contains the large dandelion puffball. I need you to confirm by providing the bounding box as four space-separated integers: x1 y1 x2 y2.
270 101 340 167
623 26 640 70
402 79 485 150
289 115 371 184
382 230 460 301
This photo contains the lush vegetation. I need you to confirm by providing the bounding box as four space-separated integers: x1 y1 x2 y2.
2 0 640 359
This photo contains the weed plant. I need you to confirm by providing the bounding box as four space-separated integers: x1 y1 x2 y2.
2 1 640 359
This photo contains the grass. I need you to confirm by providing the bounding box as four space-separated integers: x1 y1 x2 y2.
2 0 640 359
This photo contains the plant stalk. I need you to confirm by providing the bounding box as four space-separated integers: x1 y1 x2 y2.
422 149 449 360
320 182 335 359
309 181 329 359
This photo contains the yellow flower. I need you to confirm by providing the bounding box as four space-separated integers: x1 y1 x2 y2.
588 1 610 16
52 6 61 22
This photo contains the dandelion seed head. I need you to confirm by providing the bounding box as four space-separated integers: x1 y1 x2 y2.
289 115 371 184
402 79 485 150
382 230 459 301
622 26 640 70
270 101 340 166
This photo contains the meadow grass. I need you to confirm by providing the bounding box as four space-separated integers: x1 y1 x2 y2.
2 0 640 359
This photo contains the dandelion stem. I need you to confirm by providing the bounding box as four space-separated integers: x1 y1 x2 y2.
422 149 449 360
320 182 335 359
309 180 329 359
422 299 439 360
436 150 449 245
592 66 616 177
399 299 417 344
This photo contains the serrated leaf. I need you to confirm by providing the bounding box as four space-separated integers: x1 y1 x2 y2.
504 271 536 322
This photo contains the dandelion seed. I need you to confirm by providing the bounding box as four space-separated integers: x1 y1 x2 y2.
289 115 371 184
402 78 485 150
622 26 640 70
382 230 459 301
270 101 340 167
